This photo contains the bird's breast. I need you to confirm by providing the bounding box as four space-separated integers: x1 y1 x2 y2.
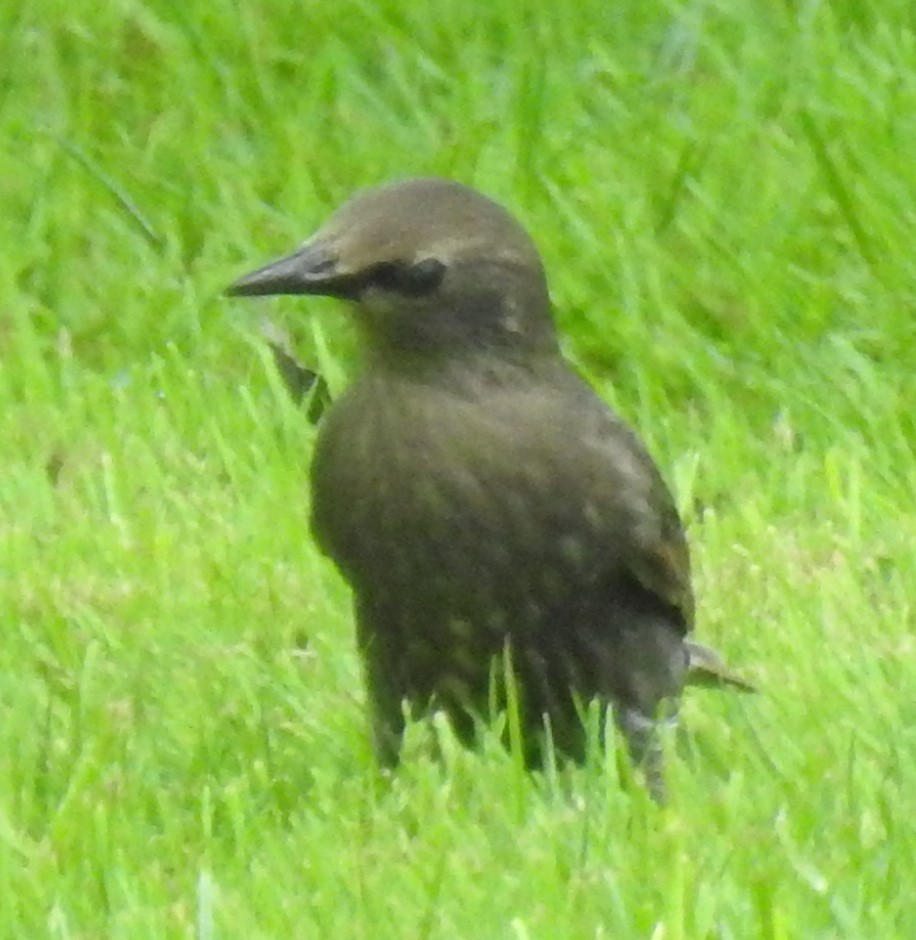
308 366 689 716
310 371 627 627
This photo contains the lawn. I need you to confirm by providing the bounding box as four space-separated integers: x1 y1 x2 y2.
2 0 914 937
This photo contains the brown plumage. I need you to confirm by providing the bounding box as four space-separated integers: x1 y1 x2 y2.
227 177 751 794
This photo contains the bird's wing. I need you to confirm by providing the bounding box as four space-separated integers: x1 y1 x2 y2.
561 379 756 691
559 372 695 635
625 507 694 633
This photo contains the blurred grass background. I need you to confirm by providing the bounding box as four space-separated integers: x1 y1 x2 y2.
2 0 914 937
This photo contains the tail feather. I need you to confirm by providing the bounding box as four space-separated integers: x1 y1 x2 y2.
684 640 756 692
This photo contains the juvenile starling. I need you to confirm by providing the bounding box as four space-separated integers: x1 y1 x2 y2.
227 178 750 792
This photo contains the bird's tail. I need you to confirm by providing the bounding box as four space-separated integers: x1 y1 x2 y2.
684 640 756 692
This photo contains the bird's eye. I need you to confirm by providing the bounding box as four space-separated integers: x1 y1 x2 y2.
371 258 445 296
405 258 446 294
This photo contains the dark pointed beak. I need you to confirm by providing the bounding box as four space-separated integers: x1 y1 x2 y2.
226 241 359 299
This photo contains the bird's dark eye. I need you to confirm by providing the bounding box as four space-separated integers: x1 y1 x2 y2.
371 258 446 296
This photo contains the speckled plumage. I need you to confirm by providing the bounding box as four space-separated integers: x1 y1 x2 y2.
228 178 751 793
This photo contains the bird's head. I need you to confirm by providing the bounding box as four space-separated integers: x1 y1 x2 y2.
227 178 558 361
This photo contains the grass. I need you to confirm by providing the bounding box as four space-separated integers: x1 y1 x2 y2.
3 0 915 936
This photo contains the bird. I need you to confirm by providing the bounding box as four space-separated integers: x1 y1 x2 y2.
227 177 752 795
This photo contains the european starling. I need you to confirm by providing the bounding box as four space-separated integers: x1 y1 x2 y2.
227 178 751 792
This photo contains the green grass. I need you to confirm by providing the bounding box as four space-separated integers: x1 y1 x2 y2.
3 0 915 936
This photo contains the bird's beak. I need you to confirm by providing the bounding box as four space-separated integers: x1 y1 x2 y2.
226 240 360 299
